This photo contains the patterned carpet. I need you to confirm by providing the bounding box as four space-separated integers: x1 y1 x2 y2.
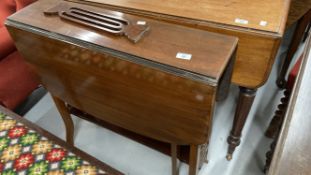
0 111 116 175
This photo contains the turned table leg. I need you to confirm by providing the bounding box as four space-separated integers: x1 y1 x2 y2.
264 133 278 173
226 87 257 160
265 90 290 138
276 9 311 88
264 89 291 172
51 95 74 146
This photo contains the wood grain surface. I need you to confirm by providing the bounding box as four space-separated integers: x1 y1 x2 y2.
6 2 238 174
7 0 237 82
75 0 290 33
67 0 287 88
6 1 237 144
286 0 311 27
8 27 216 145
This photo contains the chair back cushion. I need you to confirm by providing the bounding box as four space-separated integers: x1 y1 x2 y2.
0 0 36 26
0 0 16 27
0 51 39 109
15 0 35 10
0 27 15 60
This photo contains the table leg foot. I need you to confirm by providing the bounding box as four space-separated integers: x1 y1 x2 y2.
226 154 232 161
276 78 287 89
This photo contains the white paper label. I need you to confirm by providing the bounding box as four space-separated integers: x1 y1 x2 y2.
235 18 249 25
137 21 146 25
176 52 192 60
259 21 268 26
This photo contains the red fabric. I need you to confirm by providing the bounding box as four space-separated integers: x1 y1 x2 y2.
0 51 39 109
0 27 16 60
0 0 38 109
15 0 35 10
287 56 303 90
0 0 16 26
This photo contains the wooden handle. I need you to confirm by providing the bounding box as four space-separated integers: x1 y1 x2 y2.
44 3 149 43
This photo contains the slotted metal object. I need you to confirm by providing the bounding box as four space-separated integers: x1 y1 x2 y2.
44 3 150 43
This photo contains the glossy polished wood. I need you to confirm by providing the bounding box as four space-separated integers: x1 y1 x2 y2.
7 0 238 145
77 0 289 33
227 87 257 160
9 27 216 144
6 2 237 145
7 1 237 82
71 0 292 160
268 35 311 175
6 1 237 174
286 0 311 27
67 0 292 160
71 0 290 88
44 3 151 43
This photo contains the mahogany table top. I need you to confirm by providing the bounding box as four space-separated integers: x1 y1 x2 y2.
75 0 291 34
7 0 238 84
